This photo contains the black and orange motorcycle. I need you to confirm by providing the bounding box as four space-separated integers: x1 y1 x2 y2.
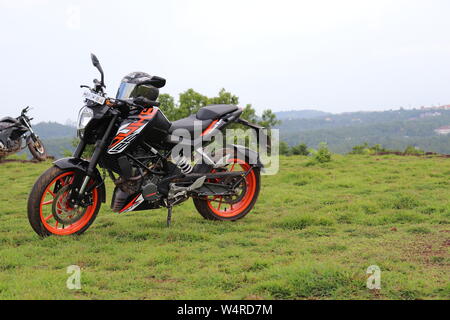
28 54 267 237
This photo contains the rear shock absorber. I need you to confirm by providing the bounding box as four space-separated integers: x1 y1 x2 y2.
174 156 193 174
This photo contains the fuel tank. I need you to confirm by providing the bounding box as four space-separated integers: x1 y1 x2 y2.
107 107 171 155
101 107 171 175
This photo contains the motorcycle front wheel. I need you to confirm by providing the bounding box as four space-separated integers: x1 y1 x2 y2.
28 137 47 161
27 166 101 237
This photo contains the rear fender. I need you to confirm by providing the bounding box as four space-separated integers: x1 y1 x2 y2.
53 158 106 203
229 144 264 170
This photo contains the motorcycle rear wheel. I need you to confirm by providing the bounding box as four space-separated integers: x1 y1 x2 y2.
193 153 261 221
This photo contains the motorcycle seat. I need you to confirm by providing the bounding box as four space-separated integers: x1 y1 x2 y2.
196 104 239 120
0 118 17 130
168 105 239 137
169 115 213 136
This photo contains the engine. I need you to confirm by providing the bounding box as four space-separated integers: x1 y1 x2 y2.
110 148 163 212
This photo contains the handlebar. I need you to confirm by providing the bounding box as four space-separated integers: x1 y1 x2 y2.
114 98 160 110
80 85 160 110
133 97 160 107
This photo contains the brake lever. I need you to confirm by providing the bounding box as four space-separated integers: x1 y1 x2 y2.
80 85 91 89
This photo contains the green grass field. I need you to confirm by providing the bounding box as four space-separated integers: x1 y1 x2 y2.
0 155 449 300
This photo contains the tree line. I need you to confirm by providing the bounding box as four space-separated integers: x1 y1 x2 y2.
158 88 279 128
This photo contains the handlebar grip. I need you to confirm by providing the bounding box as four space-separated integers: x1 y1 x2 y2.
133 97 160 107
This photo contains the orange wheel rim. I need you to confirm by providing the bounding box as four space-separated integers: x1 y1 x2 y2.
39 171 98 235
206 159 256 218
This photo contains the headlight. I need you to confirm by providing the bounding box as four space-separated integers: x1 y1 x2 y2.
77 106 94 139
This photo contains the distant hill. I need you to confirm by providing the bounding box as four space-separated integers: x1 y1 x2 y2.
20 122 76 159
33 122 76 140
278 108 450 154
20 107 450 159
275 110 331 120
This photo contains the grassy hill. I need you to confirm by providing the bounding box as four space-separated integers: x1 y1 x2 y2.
0 155 448 299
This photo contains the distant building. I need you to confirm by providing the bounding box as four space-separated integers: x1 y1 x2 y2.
418 104 450 111
420 112 441 118
435 126 450 135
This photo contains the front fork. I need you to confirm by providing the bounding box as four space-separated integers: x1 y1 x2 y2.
23 117 39 143
71 114 118 205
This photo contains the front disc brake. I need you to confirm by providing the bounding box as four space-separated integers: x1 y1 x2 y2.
52 186 88 225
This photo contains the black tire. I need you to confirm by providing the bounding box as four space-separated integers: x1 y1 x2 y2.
193 149 261 221
28 138 47 161
28 166 101 238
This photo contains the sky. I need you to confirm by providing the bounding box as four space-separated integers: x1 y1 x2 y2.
1 0 450 123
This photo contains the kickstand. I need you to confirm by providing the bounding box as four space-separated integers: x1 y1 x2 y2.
167 206 173 227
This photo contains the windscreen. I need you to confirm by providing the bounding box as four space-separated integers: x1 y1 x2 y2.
116 82 137 99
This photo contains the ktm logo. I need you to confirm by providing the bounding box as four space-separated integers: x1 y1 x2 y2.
108 108 157 154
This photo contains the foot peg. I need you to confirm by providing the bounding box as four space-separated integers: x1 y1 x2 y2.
188 176 207 191
166 176 206 227
168 176 206 199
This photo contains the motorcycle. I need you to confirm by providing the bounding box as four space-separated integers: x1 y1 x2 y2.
0 107 47 161
28 54 267 237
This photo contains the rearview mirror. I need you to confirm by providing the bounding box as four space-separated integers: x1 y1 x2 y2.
91 53 100 68
137 76 166 88
90 53 105 88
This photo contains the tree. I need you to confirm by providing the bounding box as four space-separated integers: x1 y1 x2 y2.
259 109 281 129
208 88 239 105
241 104 258 123
155 88 279 130
350 142 369 155
291 143 310 156
404 145 424 155
178 89 209 119
309 142 332 164
279 141 291 156
158 93 177 120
